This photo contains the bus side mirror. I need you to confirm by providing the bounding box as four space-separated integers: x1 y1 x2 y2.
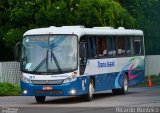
14 42 22 62
79 42 86 64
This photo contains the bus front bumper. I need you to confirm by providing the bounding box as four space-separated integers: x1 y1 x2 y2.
20 77 89 96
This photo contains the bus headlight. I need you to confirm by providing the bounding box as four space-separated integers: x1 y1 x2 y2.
69 89 76 95
21 75 31 83
23 90 28 94
63 72 77 83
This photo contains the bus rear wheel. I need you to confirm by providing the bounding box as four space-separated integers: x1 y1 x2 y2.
112 75 128 95
35 96 46 103
122 75 129 94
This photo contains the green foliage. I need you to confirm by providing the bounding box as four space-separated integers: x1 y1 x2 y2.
9 0 39 27
76 0 135 28
0 0 160 60
4 28 25 47
119 0 160 55
0 82 20 96
35 1 69 26
0 0 135 48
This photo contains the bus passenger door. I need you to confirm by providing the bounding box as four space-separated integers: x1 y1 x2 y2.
79 42 87 75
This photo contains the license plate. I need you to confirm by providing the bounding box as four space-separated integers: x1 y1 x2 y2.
43 86 52 91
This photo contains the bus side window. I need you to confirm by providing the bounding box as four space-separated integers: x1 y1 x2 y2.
107 37 111 56
87 37 92 58
90 37 97 58
97 37 102 56
116 37 125 56
102 37 107 56
97 36 107 57
141 37 144 55
134 37 142 55
130 37 134 55
125 37 131 55
112 37 117 56
108 37 116 57
80 42 87 64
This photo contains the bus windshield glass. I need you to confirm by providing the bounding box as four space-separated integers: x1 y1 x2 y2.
22 35 77 73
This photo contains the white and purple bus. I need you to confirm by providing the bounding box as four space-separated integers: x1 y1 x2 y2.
16 26 145 103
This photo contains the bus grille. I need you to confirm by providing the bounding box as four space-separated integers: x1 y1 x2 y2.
31 80 63 85
33 90 63 95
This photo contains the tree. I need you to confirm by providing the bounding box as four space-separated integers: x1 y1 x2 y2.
75 0 135 28
119 0 160 55
35 1 69 26
0 0 136 60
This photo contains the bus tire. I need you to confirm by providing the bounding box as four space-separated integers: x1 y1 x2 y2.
120 75 128 94
84 79 94 101
35 96 46 103
112 75 128 95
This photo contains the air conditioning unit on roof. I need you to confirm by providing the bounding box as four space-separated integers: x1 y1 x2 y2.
118 27 125 30
62 25 85 28
93 27 114 29
49 26 56 28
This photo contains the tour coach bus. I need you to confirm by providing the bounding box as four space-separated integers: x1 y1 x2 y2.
15 26 145 103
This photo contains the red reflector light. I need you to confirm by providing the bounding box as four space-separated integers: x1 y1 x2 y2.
43 86 53 91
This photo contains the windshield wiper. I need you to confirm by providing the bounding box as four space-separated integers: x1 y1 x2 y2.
32 36 62 73
50 49 62 74
32 49 62 74
32 50 48 72
32 58 46 72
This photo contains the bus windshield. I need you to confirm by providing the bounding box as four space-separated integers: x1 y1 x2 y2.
22 35 78 73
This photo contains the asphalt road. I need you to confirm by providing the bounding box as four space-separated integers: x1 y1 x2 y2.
0 86 160 113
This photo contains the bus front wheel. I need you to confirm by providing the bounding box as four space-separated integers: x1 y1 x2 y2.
84 79 94 101
35 96 46 103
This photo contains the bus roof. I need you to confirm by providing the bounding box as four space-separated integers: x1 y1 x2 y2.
23 26 144 37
